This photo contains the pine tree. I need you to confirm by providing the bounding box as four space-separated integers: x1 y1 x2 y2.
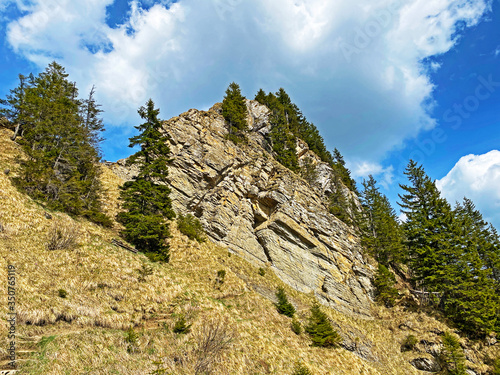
304 303 342 348
359 175 404 266
117 99 175 262
329 174 353 225
0 73 29 140
222 82 248 144
332 148 357 192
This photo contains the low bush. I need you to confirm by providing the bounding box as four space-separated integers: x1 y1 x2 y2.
400 334 418 352
58 289 68 298
291 361 313 375
291 318 302 335
173 315 191 334
177 214 206 243
275 286 295 317
47 219 79 250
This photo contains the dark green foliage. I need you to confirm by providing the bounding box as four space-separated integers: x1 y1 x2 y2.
400 334 418 352
373 264 399 307
222 82 248 144
275 286 296 317
399 160 500 337
150 360 168 375
291 361 312 375
493 358 500 375
173 315 191 334
216 270 226 286
440 332 466 375
291 318 302 335
359 175 405 266
258 267 266 276
304 303 342 348
177 213 205 242
58 289 67 298
117 99 175 263
1 62 110 226
332 148 357 192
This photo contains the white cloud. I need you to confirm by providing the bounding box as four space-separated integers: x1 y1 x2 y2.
436 150 500 229
2 0 491 163
352 161 394 190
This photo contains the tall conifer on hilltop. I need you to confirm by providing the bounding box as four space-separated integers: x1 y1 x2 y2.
0 62 110 225
117 99 175 262
222 82 248 144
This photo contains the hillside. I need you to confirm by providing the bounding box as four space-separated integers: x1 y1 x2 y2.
0 120 498 374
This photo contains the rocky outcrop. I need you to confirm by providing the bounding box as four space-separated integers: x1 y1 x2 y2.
110 100 374 318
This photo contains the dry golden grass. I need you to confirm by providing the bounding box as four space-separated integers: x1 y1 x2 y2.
0 127 497 374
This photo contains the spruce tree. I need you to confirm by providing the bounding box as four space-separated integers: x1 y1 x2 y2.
222 82 248 143
440 332 466 375
1 62 109 225
275 286 296 317
304 303 342 348
359 175 404 266
117 99 175 262
373 264 399 307
398 160 457 296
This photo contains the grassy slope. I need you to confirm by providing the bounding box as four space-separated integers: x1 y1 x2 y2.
0 127 497 374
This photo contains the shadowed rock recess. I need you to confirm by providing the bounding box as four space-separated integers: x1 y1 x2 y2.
110 100 374 318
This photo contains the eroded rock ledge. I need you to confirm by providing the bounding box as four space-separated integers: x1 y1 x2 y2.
109 100 374 318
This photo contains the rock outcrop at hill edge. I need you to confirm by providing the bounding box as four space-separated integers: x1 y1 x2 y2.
109 100 374 318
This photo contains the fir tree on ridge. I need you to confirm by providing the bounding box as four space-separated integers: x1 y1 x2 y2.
117 99 175 262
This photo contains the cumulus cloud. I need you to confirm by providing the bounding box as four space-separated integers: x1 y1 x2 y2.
1 0 491 162
436 150 500 229
351 161 394 190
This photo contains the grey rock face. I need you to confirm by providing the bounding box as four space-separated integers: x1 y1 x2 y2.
410 357 441 372
110 100 374 318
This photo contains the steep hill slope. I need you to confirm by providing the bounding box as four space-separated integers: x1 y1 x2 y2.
0 123 498 374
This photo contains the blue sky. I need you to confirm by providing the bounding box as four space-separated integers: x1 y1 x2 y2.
1 0 499 228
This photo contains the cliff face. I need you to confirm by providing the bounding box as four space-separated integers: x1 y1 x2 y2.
110 100 374 318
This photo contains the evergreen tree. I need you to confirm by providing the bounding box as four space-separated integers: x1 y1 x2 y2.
1 62 109 225
440 332 466 375
269 108 299 172
332 148 357 192
448 198 500 335
275 286 296 317
304 303 342 348
398 160 458 296
373 264 399 307
222 82 248 144
117 99 175 262
359 175 405 266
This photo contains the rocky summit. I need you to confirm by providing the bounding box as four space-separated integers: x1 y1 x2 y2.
110 100 374 318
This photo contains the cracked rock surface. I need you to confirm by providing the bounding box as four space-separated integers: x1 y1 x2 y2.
109 100 374 318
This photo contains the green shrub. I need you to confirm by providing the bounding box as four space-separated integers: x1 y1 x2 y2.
216 270 226 287
258 267 266 276
173 315 191 334
305 303 342 348
177 213 206 243
58 289 68 298
291 361 312 375
291 318 302 335
493 358 500 375
138 263 153 282
275 287 295 317
400 334 418 352
125 327 139 353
